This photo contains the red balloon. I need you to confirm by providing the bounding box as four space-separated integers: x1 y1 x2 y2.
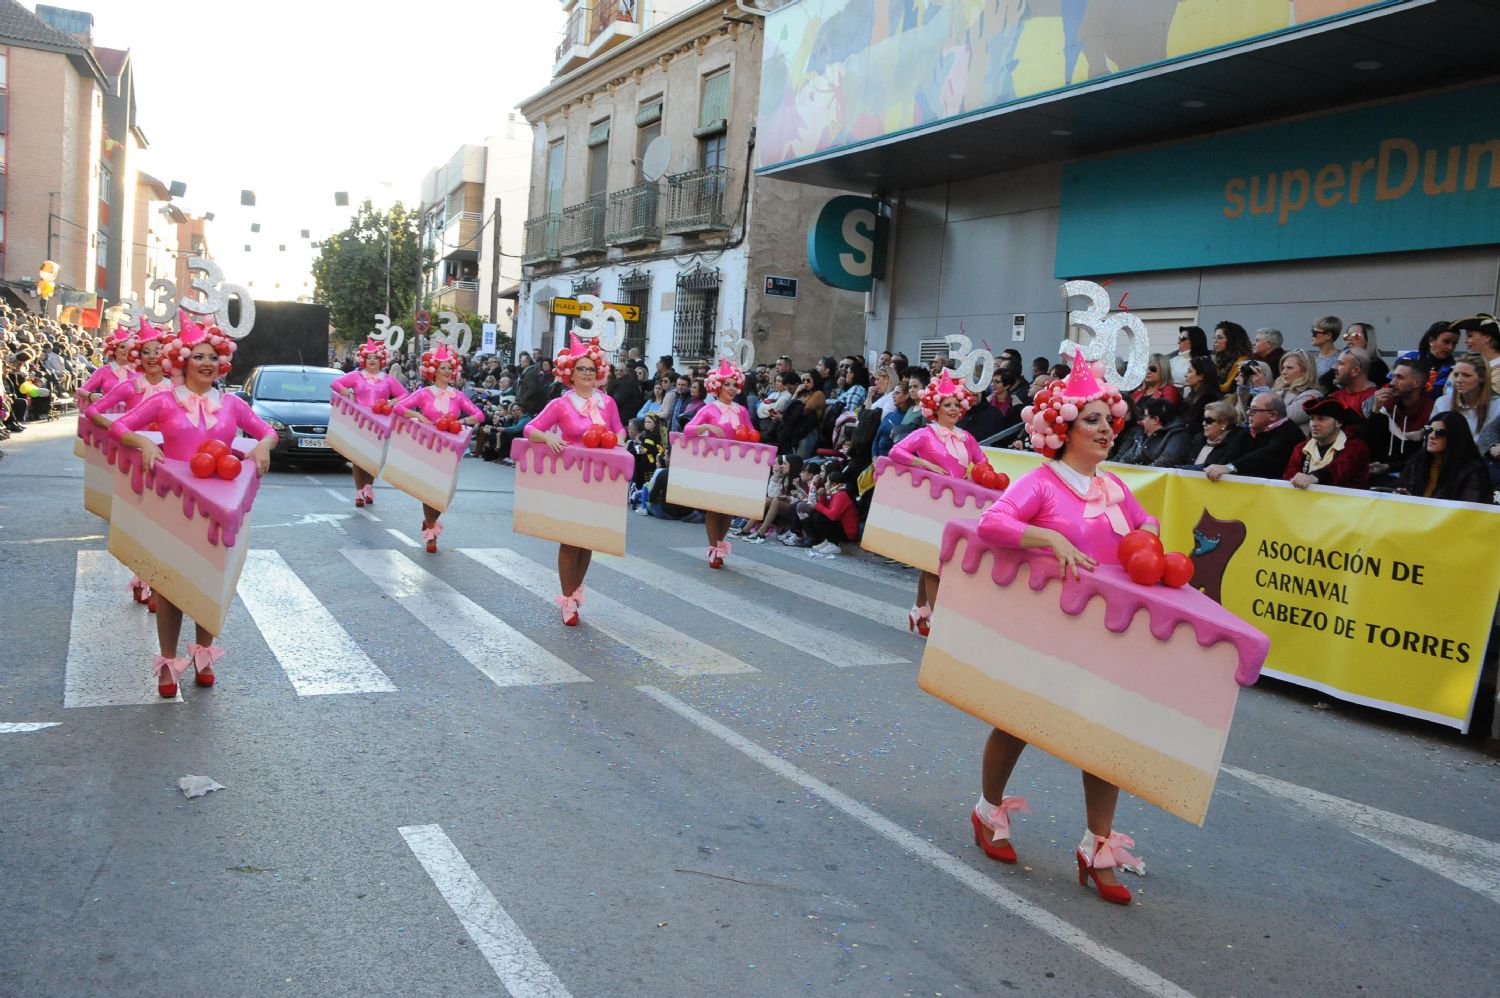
1116 529 1164 566
598 432 617 449
198 439 230 460
581 425 605 448
216 455 243 480
1125 548 1166 586
189 453 217 478
1162 552 1194 589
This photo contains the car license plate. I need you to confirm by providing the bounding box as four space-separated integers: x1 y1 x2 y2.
297 438 329 449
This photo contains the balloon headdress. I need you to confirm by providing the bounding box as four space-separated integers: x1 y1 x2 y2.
105 323 137 359
553 333 609 389
161 310 236 378
125 316 166 369
918 369 976 421
1021 349 1128 458
357 336 391 368
704 357 744 396
419 341 463 383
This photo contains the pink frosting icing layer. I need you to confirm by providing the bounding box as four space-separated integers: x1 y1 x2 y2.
330 393 395 441
513 439 634 482
113 448 262 549
390 413 471 456
875 456 1000 511
668 432 777 468
939 520 1269 686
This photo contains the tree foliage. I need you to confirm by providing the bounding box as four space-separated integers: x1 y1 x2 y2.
311 200 427 347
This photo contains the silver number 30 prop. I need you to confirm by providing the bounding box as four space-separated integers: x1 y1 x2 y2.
574 294 626 352
1060 280 1150 391
371 314 406 354
943 330 995 393
117 260 254 339
715 325 755 370
433 312 472 357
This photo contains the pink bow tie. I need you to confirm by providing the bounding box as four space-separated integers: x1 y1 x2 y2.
931 423 967 462
577 392 604 425
180 391 221 428
1082 475 1130 536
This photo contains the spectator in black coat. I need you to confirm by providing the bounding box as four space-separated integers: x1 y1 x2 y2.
1119 397 1191 467
608 361 645 423
1397 411 1492 503
1204 394 1305 480
1179 400 1251 469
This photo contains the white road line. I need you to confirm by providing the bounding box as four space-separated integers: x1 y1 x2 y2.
343 549 589 688
237 551 397 696
0 722 60 733
1221 766 1500 906
461 549 757 677
386 528 421 548
323 487 381 521
757 540 914 593
64 551 181 707
672 547 909 633
399 824 573 998
597 553 904 668
638 686 1195 998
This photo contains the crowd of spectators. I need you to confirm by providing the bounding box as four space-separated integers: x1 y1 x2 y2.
0 302 100 453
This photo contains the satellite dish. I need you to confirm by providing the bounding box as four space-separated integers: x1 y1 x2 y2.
641 136 672 182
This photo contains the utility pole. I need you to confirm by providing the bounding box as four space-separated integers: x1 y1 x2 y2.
46 192 56 262
489 196 502 325
385 213 392 318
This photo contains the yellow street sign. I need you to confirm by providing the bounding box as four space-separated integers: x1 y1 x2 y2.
549 297 640 322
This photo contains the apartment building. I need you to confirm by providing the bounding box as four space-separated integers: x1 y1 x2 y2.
515 0 864 367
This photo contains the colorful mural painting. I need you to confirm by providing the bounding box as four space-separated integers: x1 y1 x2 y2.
756 0 1402 170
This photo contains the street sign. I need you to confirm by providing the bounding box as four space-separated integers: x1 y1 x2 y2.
549 297 640 322
764 276 798 299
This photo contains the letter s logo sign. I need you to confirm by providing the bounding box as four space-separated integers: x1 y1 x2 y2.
839 209 877 279
809 196 886 292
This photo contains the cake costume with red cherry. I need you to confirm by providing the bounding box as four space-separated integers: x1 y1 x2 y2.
868 368 1008 635
77 323 139 409
516 334 629 625
386 338 480 552
670 355 773 569
329 322 409 507
107 309 278 698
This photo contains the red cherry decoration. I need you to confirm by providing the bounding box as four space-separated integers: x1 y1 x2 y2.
1116 529 1164 566
198 439 230 460
598 432 617 449
992 471 1009 491
1125 548 1166 586
189 452 217 478
1161 552 1194 589
747 428 760 443
581 425 604 448
734 425 751 442
216 454 243 480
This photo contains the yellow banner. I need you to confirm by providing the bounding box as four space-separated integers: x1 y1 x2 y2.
981 449 1500 730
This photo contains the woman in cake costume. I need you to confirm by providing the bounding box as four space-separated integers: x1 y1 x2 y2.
86 317 174 607
109 314 278 697
969 354 1156 905
331 335 408 508
79 324 138 406
682 358 756 569
888 369 985 635
525 336 624 625
391 341 482 553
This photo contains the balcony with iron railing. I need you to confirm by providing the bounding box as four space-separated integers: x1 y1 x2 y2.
433 280 479 314
663 167 735 236
605 183 661 247
587 0 640 59
559 197 607 257
554 7 587 74
523 214 561 264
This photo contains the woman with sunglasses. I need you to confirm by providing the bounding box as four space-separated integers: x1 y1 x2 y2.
1396 411 1491 503
1179 400 1249 469
526 336 624 625
1129 353 1180 408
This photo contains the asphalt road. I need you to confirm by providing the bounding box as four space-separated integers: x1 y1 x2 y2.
1 416 1496 998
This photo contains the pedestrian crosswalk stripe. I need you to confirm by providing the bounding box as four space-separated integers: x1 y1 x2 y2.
595 553 905 668
65 550 181 707
386 528 421 548
237 550 398 696
342 548 590 688
323 487 380 521
461 548 758 677
0 722 60 733
757 540 914 593
670 547 910 633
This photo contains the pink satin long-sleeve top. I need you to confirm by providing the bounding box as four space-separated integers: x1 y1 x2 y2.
977 462 1158 566
889 423 985 478
391 385 483 422
528 390 625 445
110 386 277 460
683 398 753 436
332 370 408 408
85 374 173 419
80 362 131 401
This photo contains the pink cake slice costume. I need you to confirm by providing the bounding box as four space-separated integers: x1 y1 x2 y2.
78 376 173 521
79 361 132 406
328 370 409 476
513 388 631 556
380 385 477 513
669 396 775 521
888 422 986 479
861 455 1003 574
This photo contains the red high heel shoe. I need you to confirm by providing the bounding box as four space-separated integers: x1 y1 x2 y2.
154 655 187 698
421 520 442 554
908 605 930 637
556 587 583 626
148 597 158 614
1076 830 1138 906
355 494 365 508
187 642 221 688
970 797 1028 864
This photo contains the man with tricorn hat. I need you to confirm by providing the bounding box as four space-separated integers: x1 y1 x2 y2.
1284 397 1370 490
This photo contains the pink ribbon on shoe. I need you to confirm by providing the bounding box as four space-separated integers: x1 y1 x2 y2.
709 540 732 559
1086 830 1142 871
187 643 224 672
358 484 374 502
421 522 444 542
153 655 188 685
983 796 1030 842
127 575 151 599
554 586 585 617
1082 475 1130 536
